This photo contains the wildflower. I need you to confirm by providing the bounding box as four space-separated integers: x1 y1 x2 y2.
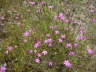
66 43 72 48
44 38 52 44
73 43 79 48
76 36 86 40
40 1 46 5
46 34 51 38
28 29 33 32
58 38 63 43
80 28 86 34
54 30 60 34
33 41 41 48
7 46 14 51
34 58 40 63
36 53 42 57
29 1 36 5
60 34 66 39
48 61 53 67
27 50 33 54
48 43 52 47
63 60 72 68
69 51 76 56
48 5 54 9
92 18 96 23
63 19 69 23
42 50 48 55
0 16 5 20
23 32 30 37
58 13 65 20
87 48 94 55
0 66 6 72
49 25 58 29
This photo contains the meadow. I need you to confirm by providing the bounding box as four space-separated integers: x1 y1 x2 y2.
0 0 96 72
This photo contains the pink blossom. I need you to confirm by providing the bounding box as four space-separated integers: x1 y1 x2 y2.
48 5 54 9
36 53 42 57
28 29 33 32
69 51 76 56
7 46 14 51
58 38 63 43
48 61 53 67
92 18 96 23
40 1 46 5
58 13 65 20
0 66 6 72
46 34 51 38
34 58 40 63
33 41 41 48
44 38 52 44
76 36 86 40
49 25 58 29
42 50 48 55
80 28 86 34
60 35 66 39
27 50 33 54
73 43 79 48
87 48 94 55
54 30 60 34
63 19 69 23
29 1 36 5
23 32 30 37
0 16 5 20
66 43 72 48
63 60 72 68
48 43 52 47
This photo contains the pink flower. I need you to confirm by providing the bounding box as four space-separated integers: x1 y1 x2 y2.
7 46 14 51
46 34 51 38
73 43 79 48
0 66 6 72
29 1 36 5
42 50 48 55
69 51 76 56
87 48 94 55
66 43 72 48
76 36 86 40
63 60 72 68
48 43 52 47
80 29 85 34
54 30 60 34
0 16 5 20
92 18 96 23
48 5 54 9
33 41 41 48
40 1 46 5
23 32 29 37
28 29 33 32
36 53 42 57
48 61 53 67
44 38 52 44
63 19 69 23
60 35 66 39
34 58 40 63
58 38 63 43
27 50 33 54
58 13 65 20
